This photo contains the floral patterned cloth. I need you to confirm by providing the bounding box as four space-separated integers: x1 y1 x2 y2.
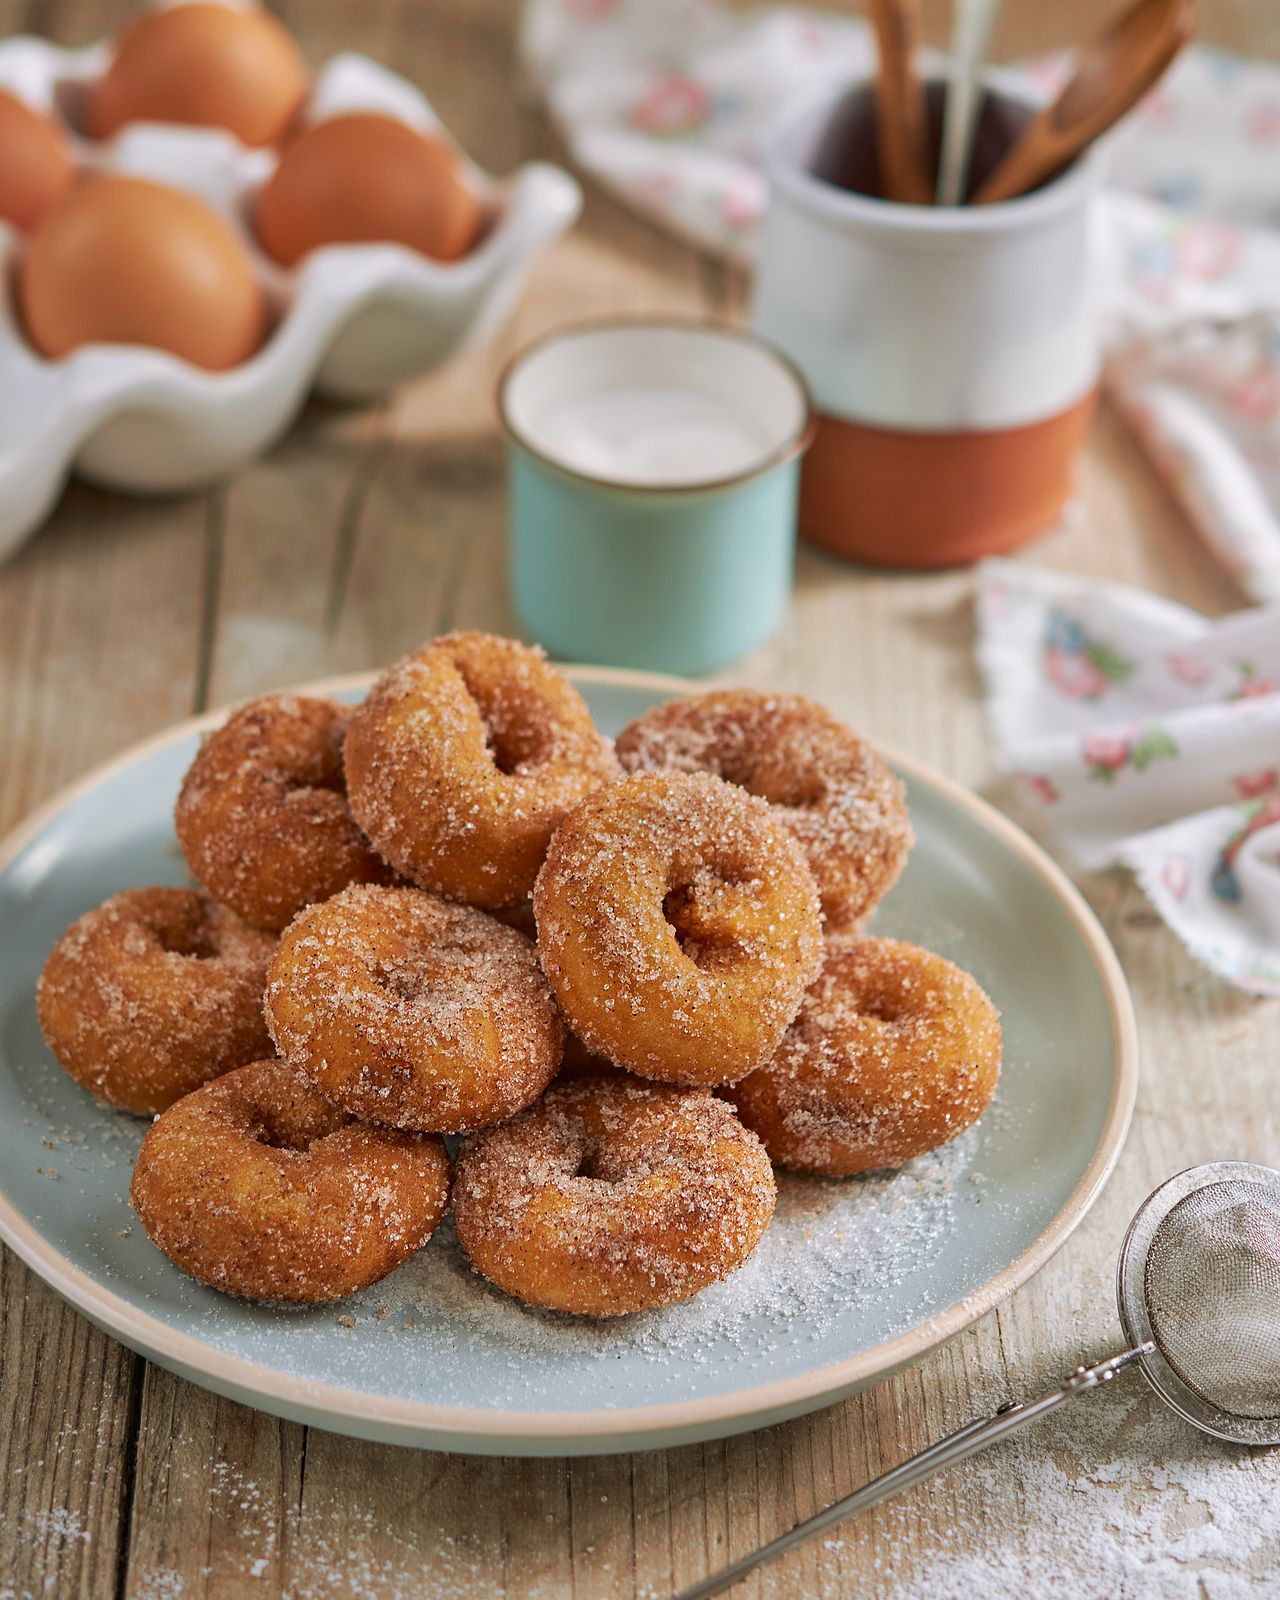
978 559 1280 995
522 2 1280 603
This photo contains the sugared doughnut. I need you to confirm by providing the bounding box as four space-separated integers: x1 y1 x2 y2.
265 884 563 1132
730 937 1001 1175
453 1077 776 1316
616 690 912 932
131 1059 450 1303
533 771 823 1087
37 887 275 1115
175 694 392 932
344 632 619 910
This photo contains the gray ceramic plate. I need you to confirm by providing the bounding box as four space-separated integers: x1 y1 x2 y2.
0 668 1137 1456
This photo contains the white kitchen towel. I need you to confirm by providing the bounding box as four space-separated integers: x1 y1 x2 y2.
977 558 1280 994
522 1 1280 603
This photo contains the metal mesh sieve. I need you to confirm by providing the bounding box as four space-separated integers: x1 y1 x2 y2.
1118 1161 1280 1447
1142 1180 1280 1421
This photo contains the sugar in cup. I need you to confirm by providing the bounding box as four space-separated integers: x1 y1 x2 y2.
500 320 814 676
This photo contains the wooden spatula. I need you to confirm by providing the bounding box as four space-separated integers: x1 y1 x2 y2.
973 0 1195 205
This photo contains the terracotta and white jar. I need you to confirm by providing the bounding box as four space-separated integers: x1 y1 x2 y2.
751 75 1103 567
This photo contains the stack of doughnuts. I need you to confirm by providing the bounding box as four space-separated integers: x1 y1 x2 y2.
37 631 1002 1316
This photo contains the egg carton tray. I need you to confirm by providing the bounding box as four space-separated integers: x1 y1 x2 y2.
0 39 581 560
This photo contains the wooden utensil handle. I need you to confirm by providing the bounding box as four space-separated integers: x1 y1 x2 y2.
868 0 934 203
973 0 1195 204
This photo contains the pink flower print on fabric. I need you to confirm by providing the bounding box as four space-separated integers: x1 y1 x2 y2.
1018 773 1061 806
1131 235 1180 306
1228 660 1280 701
630 73 717 138
1163 854 1191 901
1226 359 1280 422
1212 790 1280 901
794 17 837 54
1049 651 1109 699
1138 85 1180 130
1043 609 1135 701
722 174 763 232
1136 219 1243 297
1235 769 1279 799
1083 724 1178 783
1166 649 1212 687
1244 98 1280 143
1083 729 1133 780
1173 219 1240 282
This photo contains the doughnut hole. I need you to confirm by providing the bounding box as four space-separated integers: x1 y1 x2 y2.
244 1089 350 1153
151 915 218 961
661 863 777 970
453 652 558 775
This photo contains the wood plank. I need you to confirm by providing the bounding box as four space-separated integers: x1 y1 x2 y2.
0 485 210 1599
0 1248 140 1600
124 1376 303 1600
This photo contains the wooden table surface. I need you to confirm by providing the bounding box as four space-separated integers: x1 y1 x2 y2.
3 2 1279 1597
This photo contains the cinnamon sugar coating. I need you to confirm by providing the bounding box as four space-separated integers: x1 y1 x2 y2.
265 884 563 1132
131 1059 451 1303
37 887 275 1115
616 690 912 932
453 1077 776 1316
731 937 1001 1175
343 633 619 911
533 771 823 1087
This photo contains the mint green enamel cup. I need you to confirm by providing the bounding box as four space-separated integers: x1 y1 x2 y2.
500 320 814 676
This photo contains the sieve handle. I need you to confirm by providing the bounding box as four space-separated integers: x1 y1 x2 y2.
673 1344 1154 1600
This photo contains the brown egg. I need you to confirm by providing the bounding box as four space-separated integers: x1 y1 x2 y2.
255 112 483 267
88 2 308 148
0 89 75 230
20 174 267 370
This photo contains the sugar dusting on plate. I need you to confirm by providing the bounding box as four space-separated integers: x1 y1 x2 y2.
392 1127 985 1387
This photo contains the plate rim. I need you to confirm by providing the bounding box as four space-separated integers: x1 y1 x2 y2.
0 665 1139 1446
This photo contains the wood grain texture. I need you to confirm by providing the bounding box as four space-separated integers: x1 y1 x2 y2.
1 1 1278 1597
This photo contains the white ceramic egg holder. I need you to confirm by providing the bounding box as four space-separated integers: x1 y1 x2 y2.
0 39 582 560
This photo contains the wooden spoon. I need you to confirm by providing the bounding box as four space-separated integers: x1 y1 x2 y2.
867 0 934 203
972 0 1195 205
